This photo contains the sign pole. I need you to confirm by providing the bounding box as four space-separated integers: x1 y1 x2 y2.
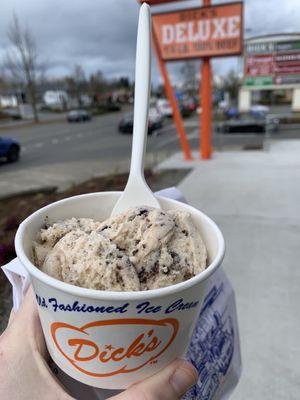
147 0 243 160
200 0 212 160
152 31 193 160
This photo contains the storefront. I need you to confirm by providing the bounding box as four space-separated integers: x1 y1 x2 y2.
239 33 300 112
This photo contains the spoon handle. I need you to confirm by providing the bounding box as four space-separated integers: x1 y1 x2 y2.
110 4 160 217
130 3 151 178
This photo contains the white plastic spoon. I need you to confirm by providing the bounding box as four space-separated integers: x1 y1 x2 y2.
111 3 160 217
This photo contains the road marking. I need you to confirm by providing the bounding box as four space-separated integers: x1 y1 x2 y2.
65 136 71 141
156 124 175 135
155 129 198 149
51 138 59 144
35 142 43 148
184 120 199 128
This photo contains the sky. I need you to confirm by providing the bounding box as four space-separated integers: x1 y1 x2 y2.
0 0 299 85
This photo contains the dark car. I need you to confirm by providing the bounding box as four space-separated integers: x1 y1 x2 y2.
0 136 21 162
179 101 193 118
218 113 279 134
118 110 163 134
179 96 197 117
67 109 91 122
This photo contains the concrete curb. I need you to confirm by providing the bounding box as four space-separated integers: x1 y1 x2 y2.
0 186 57 201
0 117 66 131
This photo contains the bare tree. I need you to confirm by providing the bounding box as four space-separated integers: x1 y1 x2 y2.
66 65 88 108
180 61 199 97
6 14 39 122
222 70 241 102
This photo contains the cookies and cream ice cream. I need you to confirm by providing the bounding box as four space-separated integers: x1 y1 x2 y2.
32 206 207 291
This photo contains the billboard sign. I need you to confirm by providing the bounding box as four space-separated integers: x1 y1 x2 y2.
244 76 273 86
246 42 274 55
244 38 300 86
276 40 300 53
245 55 274 77
274 53 300 75
152 2 243 61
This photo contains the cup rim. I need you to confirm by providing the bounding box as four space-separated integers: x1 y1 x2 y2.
15 191 225 300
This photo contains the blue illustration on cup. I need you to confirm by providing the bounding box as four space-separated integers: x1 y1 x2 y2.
183 284 234 400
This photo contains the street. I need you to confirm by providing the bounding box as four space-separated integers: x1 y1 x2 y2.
0 110 199 196
0 111 195 172
0 109 299 198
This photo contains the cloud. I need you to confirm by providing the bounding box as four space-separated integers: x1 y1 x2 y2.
0 0 299 83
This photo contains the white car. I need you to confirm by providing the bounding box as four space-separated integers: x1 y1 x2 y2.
156 98 173 117
250 104 270 114
218 100 228 110
149 107 163 125
119 107 163 134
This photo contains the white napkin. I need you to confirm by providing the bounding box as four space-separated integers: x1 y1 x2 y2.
2 257 30 310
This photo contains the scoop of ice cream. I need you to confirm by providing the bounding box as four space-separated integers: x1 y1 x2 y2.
40 230 140 291
33 217 101 265
33 206 207 291
100 207 207 290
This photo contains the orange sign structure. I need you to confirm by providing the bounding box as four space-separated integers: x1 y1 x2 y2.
141 0 188 4
141 1 243 160
152 2 243 60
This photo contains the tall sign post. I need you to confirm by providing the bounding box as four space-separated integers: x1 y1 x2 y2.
201 0 212 159
140 0 243 160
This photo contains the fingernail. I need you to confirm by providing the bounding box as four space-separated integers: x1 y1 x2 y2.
170 362 198 396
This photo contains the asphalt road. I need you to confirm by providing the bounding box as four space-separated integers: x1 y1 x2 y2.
2 110 298 172
0 109 299 197
0 111 198 172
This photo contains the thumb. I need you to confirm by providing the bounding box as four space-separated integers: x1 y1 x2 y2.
111 359 197 400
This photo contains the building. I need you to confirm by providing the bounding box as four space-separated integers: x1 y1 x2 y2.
239 33 300 112
0 95 18 108
43 90 69 109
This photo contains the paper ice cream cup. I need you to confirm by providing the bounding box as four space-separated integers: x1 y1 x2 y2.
15 192 225 389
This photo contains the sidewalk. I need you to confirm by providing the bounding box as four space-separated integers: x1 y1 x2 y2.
0 152 166 199
0 112 67 131
157 140 300 400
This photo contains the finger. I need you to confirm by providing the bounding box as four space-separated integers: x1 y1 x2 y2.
5 286 47 356
1 288 35 338
111 359 198 400
22 287 47 355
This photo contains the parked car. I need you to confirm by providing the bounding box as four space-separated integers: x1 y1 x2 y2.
118 108 163 134
218 99 229 111
225 107 240 119
217 113 279 134
67 109 91 122
0 136 21 162
181 95 198 112
157 97 197 118
149 107 164 128
250 104 270 115
178 96 196 118
156 98 173 117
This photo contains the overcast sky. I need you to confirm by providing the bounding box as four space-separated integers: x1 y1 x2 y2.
0 0 299 84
